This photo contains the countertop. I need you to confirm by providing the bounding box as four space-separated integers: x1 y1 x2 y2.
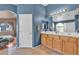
41 31 79 38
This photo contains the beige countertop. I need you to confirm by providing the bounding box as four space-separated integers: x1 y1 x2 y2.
41 31 79 38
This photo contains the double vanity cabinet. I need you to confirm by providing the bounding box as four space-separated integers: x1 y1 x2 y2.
41 32 79 55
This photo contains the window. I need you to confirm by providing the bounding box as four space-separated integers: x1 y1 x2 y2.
56 23 64 32
0 23 13 32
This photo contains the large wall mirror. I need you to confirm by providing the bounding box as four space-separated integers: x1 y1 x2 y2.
55 21 75 33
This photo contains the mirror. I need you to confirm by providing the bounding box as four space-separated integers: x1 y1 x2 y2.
36 24 42 32
54 21 75 33
42 21 49 31
56 23 64 32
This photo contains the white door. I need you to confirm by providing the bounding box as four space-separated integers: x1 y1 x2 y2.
19 14 32 48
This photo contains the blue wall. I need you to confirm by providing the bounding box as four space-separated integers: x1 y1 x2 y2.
17 4 34 14
0 4 17 13
75 15 79 32
47 4 79 15
33 5 46 46
33 5 52 46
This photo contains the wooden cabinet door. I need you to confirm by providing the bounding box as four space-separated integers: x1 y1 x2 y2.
46 35 53 49
77 38 79 54
41 34 48 46
53 35 63 52
63 37 77 55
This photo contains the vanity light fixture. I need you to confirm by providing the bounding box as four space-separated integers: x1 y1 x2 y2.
50 8 68 16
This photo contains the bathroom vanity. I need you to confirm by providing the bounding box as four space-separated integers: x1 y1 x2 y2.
41 31 79 55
